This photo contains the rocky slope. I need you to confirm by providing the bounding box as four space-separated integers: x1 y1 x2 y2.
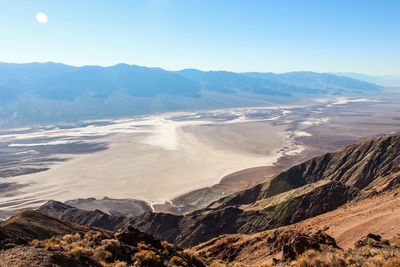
38 201 130 231
192 229 400 266
191 186 400 265
38 135 400 248
124 135 400 247
0 210 89 243
1 135 400 266
1 209 398 266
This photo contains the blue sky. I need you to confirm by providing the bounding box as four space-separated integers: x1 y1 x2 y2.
0 0 399 75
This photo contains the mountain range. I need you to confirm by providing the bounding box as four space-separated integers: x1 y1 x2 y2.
1 135 398 265
0 62 383 127
336 72 400 87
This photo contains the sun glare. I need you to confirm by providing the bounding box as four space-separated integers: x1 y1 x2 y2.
36 12 48 24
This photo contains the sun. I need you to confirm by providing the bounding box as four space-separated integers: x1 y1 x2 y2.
36 12 48 24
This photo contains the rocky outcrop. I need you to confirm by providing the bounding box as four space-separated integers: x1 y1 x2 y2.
354 233 391 248
282 231 339 261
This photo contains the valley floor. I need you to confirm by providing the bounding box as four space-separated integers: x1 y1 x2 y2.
1 96 400 217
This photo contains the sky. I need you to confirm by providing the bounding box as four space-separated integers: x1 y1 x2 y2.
0 0 399 75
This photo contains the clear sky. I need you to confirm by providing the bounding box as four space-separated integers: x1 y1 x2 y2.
0 0 399 75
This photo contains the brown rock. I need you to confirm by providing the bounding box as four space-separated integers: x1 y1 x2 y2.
282 231 339 261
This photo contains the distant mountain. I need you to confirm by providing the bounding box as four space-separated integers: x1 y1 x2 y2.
334 72 400 87
245 71 382 93
0 63 200 101
0 62 383 127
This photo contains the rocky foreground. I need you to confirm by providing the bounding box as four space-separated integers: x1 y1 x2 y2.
0 210 204 267
0 209 399 266
1 135 400 266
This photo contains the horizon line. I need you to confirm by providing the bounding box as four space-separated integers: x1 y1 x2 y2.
0 60 399 77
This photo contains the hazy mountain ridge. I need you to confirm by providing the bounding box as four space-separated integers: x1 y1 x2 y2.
335 72 400 87
0 62 382 127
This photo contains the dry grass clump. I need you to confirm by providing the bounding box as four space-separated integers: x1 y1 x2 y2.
208 261 272 267
383 255 400 267
292 249 348 267
31 229 205 267
169 255 189 266
31 231 122 266
133 249 162 266
292 247 400 267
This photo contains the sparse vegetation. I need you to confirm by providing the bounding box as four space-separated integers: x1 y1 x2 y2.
31 229 205 266
288 234 400 267
293 247 400 267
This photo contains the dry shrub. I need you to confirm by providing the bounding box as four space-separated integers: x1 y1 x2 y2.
102 260 128 267
94 246 113 262
70 245 94 258
383 255 400 267
63 233 81 244
209 261 228 267
31 237 61 250
136 242 152 251
162 240 177 254
292 247 400 267
31 230 122 266
113 261 128 267
30 230 203 267
293 250 348 267
133 249 162 266
169 255 188 266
